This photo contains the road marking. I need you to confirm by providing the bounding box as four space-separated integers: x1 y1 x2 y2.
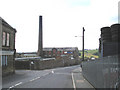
30 73 50 82
8 82 23 89
30 72 50 82
52 70 54 73
9 85 14 89
30 77 41 82
14 82 23 87
8 72 51 89
71 73 76 90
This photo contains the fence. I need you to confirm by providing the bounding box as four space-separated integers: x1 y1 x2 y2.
82 55 120 89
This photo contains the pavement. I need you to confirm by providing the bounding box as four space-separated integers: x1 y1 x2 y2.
72 67 95 89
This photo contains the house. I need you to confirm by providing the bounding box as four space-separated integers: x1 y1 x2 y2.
0 17 17 76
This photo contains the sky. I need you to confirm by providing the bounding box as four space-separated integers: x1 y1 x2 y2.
0 0 119 52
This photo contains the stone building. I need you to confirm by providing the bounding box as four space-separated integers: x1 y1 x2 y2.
0 17 17 76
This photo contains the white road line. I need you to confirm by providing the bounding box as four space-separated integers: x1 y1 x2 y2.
72 73 76 90
14 82 23 87
9 85 14 89
30 77 41 82
8 72 51 89
30 79 34 82
36 77 40 79
30 73 50 82
8 82 23 89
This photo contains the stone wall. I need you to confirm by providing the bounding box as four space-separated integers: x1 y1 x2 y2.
15 56 81 70
2 55 15 76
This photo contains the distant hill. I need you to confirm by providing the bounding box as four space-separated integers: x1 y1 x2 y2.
79 49 99 59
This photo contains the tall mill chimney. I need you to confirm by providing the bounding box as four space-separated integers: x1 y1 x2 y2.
38 16 43 57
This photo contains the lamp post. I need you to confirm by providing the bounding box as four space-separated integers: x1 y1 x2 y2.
75 27 85 61
82 27 85 61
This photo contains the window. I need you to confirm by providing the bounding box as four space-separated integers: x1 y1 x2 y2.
2 32 6 46
2 32 10 47
2 56 7 66
6 33 10 46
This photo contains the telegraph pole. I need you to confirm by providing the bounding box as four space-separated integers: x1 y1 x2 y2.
82 27 85 61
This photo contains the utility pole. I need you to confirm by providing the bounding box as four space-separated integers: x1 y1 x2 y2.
82 27 85 61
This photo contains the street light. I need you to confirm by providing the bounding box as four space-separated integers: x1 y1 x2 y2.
75 27 85 61
82 27 85 61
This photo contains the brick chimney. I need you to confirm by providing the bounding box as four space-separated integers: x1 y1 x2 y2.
38 16 43 57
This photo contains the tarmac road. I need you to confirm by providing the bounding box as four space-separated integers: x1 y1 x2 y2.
2 65 94 90
2 65 78 89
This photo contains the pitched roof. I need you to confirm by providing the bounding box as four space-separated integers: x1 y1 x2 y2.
0 17 17 32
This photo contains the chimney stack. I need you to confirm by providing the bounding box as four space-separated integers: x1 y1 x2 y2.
38 16 43 57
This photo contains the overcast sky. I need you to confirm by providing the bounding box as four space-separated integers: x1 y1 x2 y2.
0 0 119 52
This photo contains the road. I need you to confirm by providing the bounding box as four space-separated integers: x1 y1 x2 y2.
2 65 81 89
